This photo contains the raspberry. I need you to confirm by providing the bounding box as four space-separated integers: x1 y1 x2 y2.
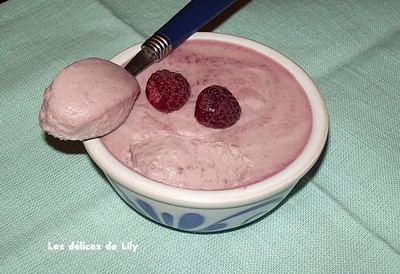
195 85 241 129
145 69 190 113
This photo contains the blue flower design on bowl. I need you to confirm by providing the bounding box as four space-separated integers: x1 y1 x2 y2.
134 196 282 232
109 177 285 232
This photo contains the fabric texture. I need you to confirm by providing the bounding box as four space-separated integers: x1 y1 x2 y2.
1 0 399 273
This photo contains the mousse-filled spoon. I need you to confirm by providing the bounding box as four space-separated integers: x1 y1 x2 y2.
39 0 237 141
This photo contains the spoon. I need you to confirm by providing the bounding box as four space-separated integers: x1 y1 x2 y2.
124 0 237 76
38 0 237 141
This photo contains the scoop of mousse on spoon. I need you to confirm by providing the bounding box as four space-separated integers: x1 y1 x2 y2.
39 0 237 141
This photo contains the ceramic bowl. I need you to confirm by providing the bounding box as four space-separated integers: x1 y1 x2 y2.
84 32 328 233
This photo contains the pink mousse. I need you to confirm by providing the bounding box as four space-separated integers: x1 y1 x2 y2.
39 58 139 140
101 40 312 190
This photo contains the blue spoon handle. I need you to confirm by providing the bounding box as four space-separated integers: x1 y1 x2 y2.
125 0 237 76
156 0 237 48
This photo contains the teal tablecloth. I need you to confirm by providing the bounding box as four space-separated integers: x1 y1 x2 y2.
1 0 399 273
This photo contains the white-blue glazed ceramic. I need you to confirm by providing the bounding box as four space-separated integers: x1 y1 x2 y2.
84 32 328 233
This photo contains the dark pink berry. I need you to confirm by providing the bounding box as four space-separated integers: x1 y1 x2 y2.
145 69 190 113
195 85 241 129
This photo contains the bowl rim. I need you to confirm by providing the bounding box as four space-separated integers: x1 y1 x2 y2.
84 32 328 209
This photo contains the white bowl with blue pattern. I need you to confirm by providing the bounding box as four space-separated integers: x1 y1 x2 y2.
84 32 328 233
